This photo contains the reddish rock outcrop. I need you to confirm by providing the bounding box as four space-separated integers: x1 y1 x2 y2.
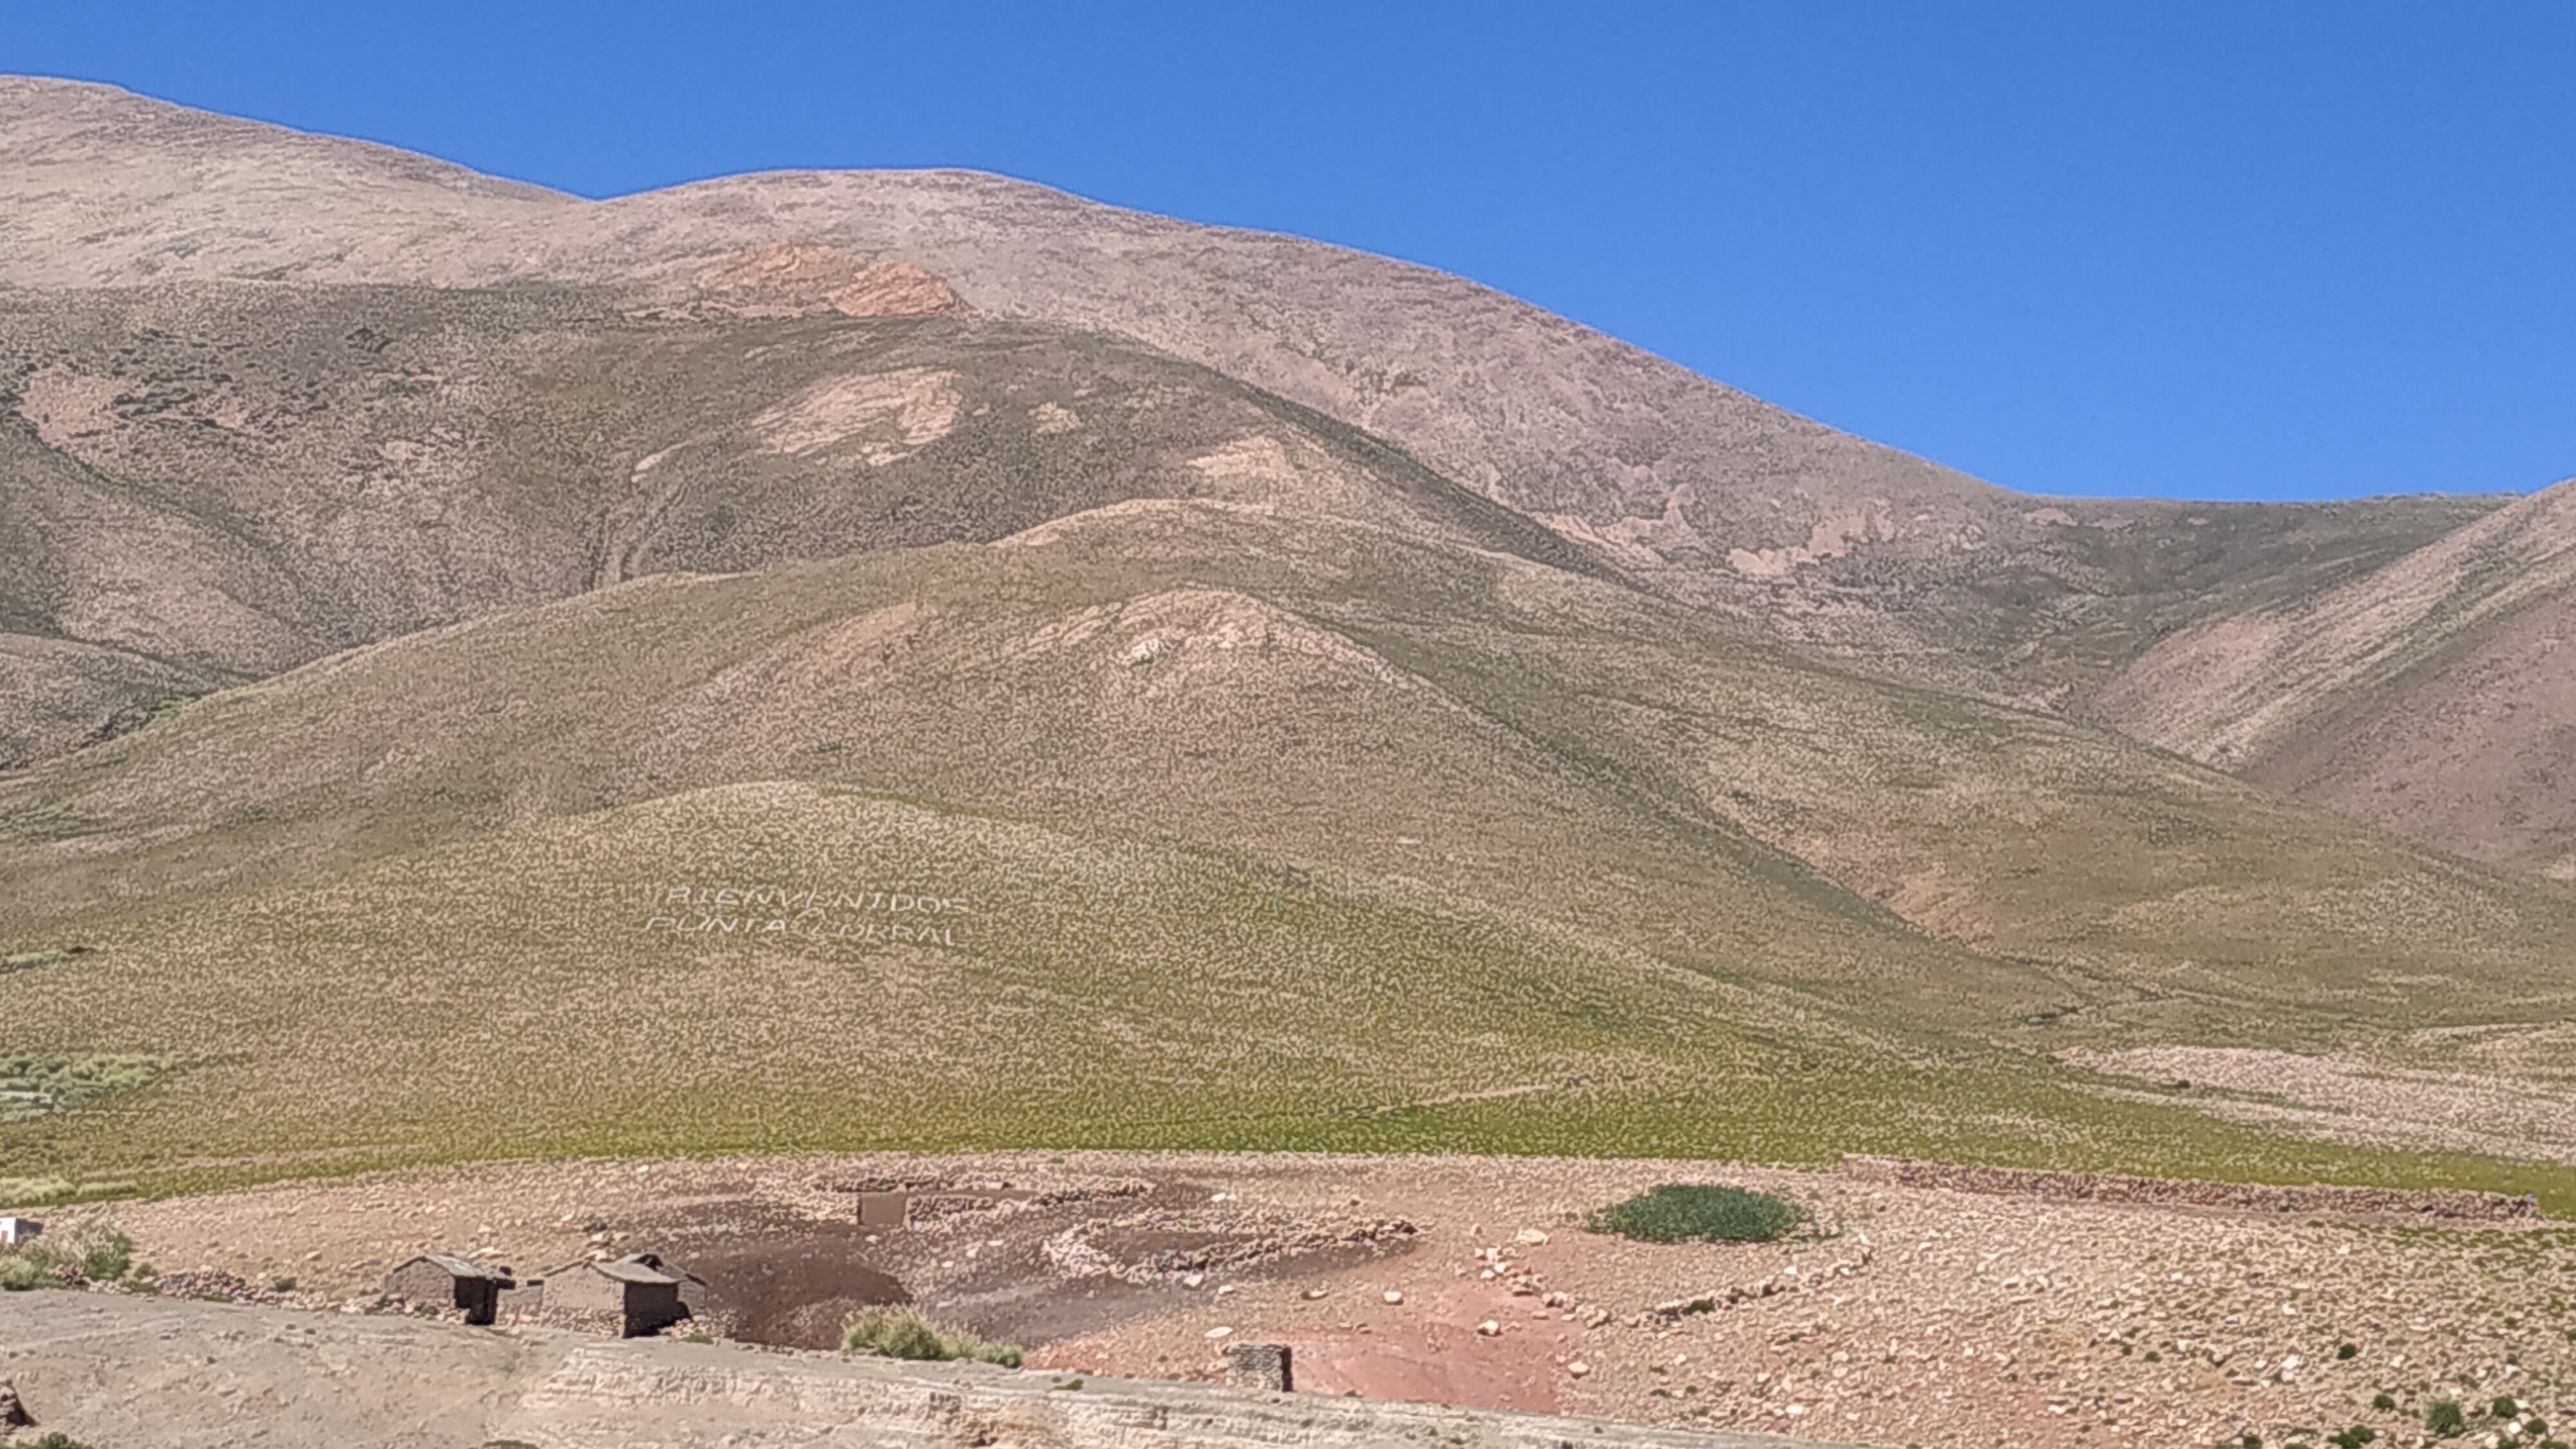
689 242 964 318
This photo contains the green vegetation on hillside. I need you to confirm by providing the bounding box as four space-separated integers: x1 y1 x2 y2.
6 782 2576 1210
0 1054 165 1120
7 504 2576 1203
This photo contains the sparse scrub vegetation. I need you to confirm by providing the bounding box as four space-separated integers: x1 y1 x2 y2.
2427 1399 2467 1437
3 464 2576 1207
0 1176 77 1206
0 1053 167 1121
19 783 2576 1203
841 1305 1023 1367
0 1222 135 1289
1587 1184 1812 1244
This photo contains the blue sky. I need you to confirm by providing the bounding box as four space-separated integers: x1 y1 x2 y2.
8 1 2572 501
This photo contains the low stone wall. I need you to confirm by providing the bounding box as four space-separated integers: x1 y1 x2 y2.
1042 1208 1419 1284
1839 1155 2541 1221
1647 1242 1876 1321
507 1305 633 1338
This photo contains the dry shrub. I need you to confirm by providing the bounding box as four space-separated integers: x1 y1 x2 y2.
841 1304 1022 1367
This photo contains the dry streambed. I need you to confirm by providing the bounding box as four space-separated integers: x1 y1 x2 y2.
26 1150 2576 1449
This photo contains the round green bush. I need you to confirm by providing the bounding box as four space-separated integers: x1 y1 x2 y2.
1586 1184 1811 1244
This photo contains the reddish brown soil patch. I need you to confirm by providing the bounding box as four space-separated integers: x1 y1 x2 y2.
639 1226 908 1349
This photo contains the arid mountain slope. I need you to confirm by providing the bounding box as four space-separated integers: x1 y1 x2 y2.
0 79 1991 539
2098 477 2576 877
0 77 2499 708
0 279 1590 766
14 503 2575 1039
14 506 2576 1193
0 74 566 281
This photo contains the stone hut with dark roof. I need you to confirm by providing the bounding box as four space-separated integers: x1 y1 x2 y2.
538 1253 691 1338
383 1254 513 1325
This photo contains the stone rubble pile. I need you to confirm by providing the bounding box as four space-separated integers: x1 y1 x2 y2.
909 1180 1153 1226
149 1269 258 1302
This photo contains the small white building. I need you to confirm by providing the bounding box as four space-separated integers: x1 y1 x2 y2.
0 1217 41 1246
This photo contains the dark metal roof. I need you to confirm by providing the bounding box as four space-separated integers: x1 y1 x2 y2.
397 1253 511 1282
542 1254 683 1285
591 1257 682 1285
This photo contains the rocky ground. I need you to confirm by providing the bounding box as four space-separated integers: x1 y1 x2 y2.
0 1292 1837 1449
2070 1043 2576 1168
25 1151 2576 1448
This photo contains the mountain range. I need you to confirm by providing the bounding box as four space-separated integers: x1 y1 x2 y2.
4 77 2572 1201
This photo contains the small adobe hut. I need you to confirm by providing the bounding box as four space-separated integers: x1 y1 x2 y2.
383 1254 513 1325
540 1253 692 1337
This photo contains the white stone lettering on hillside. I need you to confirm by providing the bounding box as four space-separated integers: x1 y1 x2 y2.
635 884 973 949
